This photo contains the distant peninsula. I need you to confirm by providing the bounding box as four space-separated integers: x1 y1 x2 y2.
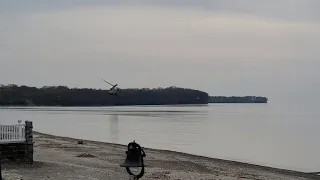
209 96 268 103
0 84 208 106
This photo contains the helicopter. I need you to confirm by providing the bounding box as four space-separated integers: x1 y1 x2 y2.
101 79 120 96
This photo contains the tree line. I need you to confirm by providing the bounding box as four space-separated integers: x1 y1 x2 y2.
0 84 208 106
209 96 268 103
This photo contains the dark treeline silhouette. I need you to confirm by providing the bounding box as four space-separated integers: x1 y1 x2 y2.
209 96 268 103
0 84 208 106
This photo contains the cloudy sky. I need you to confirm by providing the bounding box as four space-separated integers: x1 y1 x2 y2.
1 0 319 103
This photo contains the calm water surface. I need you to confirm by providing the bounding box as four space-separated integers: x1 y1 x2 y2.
0 104 319 172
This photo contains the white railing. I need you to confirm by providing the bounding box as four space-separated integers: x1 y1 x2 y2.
0 122 25 144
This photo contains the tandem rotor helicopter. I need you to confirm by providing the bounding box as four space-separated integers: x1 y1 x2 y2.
101 79 120 96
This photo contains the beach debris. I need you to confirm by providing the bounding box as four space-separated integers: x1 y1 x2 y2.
76 153 96 158
308 172 320 176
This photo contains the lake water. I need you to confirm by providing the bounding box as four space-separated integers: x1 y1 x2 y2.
0 104 319 172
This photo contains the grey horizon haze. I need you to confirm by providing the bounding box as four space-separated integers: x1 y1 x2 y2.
1 0 320 103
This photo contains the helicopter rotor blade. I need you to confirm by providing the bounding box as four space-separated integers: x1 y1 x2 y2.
101 79 114 86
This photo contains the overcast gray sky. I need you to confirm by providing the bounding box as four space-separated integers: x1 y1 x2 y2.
1 0 319 103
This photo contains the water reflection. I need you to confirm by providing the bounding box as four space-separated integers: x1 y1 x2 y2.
110 114 119 143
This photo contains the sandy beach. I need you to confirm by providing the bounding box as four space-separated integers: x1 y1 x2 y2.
2 132 319 180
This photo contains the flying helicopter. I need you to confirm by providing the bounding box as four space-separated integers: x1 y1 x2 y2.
101 79 120 96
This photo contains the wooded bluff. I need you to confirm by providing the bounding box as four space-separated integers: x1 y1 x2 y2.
0 84 208 106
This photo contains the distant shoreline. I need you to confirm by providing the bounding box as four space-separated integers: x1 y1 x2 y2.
208 102 267 104
0 84 208 106
0 104 207 107
0 102 266 108
209 96 268 103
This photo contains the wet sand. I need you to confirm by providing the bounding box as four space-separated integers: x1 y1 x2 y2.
2 132 319 180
